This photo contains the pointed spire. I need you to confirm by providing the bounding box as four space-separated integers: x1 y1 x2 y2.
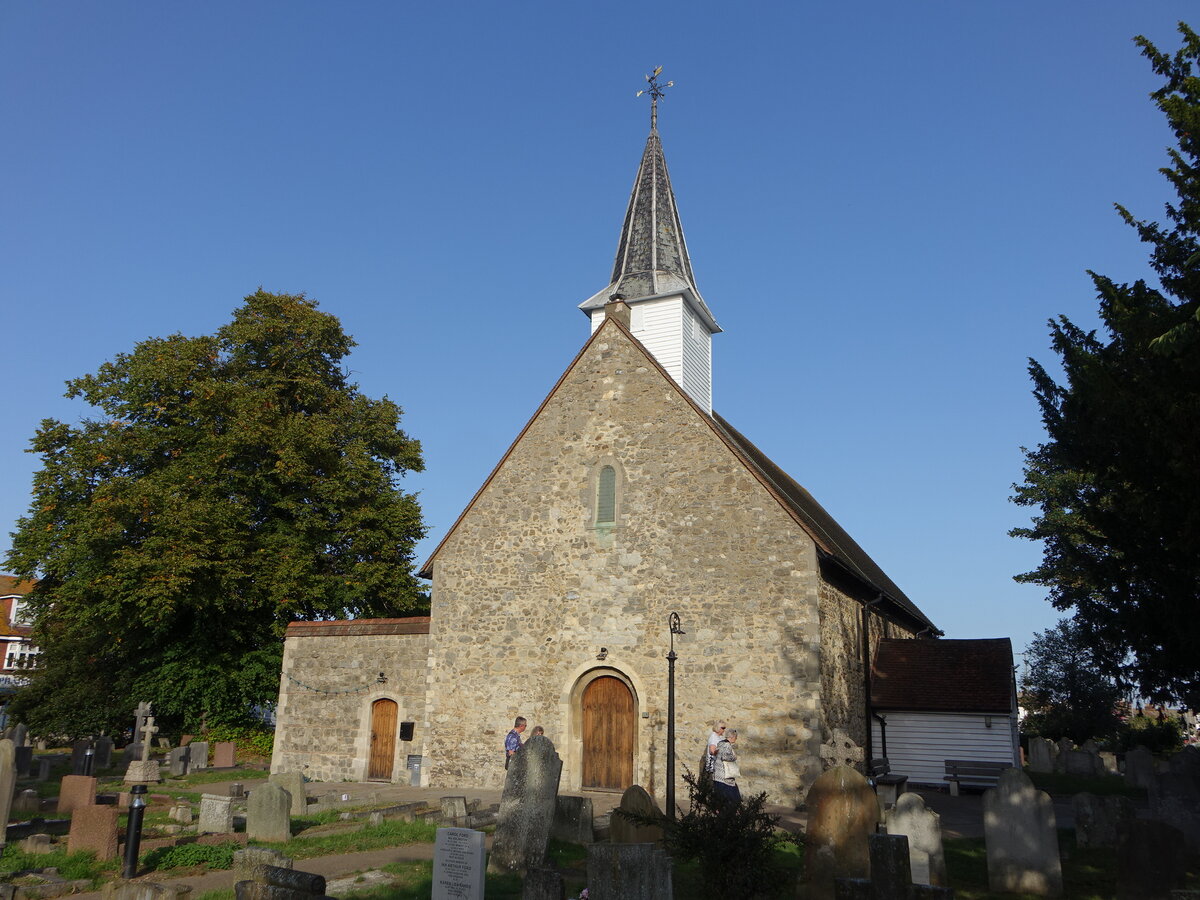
579 69 719 332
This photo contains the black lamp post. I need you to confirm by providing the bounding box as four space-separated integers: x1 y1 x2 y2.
666 611 685 820
122 784 147 879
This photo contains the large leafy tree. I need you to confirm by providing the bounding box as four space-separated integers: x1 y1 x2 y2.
1019 619 1122 743
1011 23 1200 709
6 291 426 736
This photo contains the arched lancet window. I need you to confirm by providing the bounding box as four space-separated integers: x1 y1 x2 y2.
595 465 617 526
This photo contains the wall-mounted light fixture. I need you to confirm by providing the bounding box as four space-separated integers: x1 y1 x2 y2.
984 715 993 728
377 672 388 684
596 648 608 661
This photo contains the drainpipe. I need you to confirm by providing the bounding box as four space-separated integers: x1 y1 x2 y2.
873 712 888 759
862 594 884 768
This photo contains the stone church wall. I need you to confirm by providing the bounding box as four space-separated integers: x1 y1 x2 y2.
271 619 430 784
818 578 915 765
423 324 829 806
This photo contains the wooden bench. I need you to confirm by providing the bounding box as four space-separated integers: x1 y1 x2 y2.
943 759 1012 795
869 758 908 807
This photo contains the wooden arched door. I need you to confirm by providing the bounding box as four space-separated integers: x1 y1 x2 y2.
368 699 397 781
581 675 635 790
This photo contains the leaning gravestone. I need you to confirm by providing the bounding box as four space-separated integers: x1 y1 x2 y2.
609 784 663 844
67 805 119 860
487 734 563 874
983 768 1062 896
1073 792 1134 849
247 781 292 843
432 827 485 900
269 771 307 817
1124 745 1155 790
805 765 881 900
198 793 235 834
1028 737 1056 774
0 739 16 836
885 791 946 886
587 842 673 900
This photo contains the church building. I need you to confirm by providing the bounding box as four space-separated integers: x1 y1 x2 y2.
270 82 938 806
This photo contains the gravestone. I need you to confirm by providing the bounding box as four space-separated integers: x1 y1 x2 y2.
269 771 307 817
12 724 27 748
235 863 325 900
1028 737 1056 774
487 734 563 874
169 801 193 824
805 765 881 900
123 743 144 767
552 795 594 844
167 746 190 777
1099 751 1118 774
57 774 98 815
213 742 236 768
867 833 912 900
232 846 294 882
1063 748 1102 777
132 701 152 742
586 842 673 900
440 796 468 823
198 793 235 834
13 789 40 814
1149 772 1200 852
124 716 162 784
523 867 566 900
247 781 292 843
70 740 91 775
20 834 53 855
983 768 1062 896
35 756 53 782
0 739 16 831
67 805 119 860
13 746 32 777
1053 737 1075 773
1073 792 1134 849
94 736 113 770
432 827 485 900
1081 739 1100 755
609 784 664 844
885 791 946 886
1116 819 1189 899
188 741 209 770
1124 745 1155 790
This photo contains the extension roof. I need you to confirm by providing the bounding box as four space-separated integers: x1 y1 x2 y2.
871 637 1015 713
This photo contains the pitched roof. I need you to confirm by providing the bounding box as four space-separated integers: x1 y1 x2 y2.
579 128 719 333
417 317 937 634
871 638 1015 713
0 576 35 597
709 414 936 632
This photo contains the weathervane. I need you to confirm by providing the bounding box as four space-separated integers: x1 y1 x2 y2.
636 66 674 131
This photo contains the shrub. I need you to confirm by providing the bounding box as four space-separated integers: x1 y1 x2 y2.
1115 715 1184 754
615 769 800 897
141 842 238 871
203 725 274 760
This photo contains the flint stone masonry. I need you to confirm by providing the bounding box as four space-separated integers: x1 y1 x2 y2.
805 766 881 900
271 620 431 784
983 768 1062 896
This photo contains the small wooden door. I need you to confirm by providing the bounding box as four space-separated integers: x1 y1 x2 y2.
581 676 635 790
368 699 397 781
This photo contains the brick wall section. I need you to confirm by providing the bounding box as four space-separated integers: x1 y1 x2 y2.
423 322 843 805
271 619 430 783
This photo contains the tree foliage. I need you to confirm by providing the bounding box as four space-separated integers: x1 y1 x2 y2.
1011 23 1200 709
1020 619 1122 743
6 290 426 736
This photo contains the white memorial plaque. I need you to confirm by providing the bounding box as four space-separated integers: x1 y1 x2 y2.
433 827 485 900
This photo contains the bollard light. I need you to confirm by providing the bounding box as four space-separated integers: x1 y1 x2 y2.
121 784 147 879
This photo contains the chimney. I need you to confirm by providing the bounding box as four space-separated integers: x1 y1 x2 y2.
604 295 632 328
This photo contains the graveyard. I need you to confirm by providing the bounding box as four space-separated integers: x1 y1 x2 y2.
0 722 1198 898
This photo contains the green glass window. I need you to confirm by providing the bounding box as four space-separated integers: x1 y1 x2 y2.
596 466 616 525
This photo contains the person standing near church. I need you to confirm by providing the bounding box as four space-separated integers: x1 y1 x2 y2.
712 728 741 804
703 720 727 777
505 717 527 768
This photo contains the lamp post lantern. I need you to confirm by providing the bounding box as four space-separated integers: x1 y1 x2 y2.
666 611 685 819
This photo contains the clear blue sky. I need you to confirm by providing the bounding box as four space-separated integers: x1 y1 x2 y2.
2 3 1193 665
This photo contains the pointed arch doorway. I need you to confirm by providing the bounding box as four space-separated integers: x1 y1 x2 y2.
581 675 635 791
367 698 397 781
